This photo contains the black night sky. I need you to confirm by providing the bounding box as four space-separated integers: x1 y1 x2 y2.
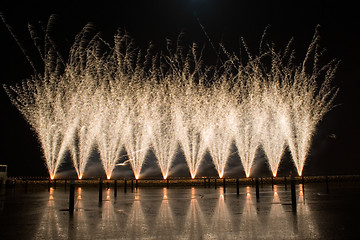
0 1 359 177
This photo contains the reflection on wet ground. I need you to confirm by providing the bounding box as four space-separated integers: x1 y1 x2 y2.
0 183 359 239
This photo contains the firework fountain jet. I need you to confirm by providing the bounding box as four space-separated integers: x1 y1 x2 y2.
167 42 212 179
260 83 288 177
285 38 338 176
234 77 265 178
2 18 338 179
123 84 153 180
61 24 105 179
172 79 210 179
2 17 77 180
206 79 237 178
96 80 128 180
149 80 179 179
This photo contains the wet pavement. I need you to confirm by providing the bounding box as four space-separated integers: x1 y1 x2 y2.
0 182 359 239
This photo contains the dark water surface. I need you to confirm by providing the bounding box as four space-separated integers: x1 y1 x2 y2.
0 182 359 239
